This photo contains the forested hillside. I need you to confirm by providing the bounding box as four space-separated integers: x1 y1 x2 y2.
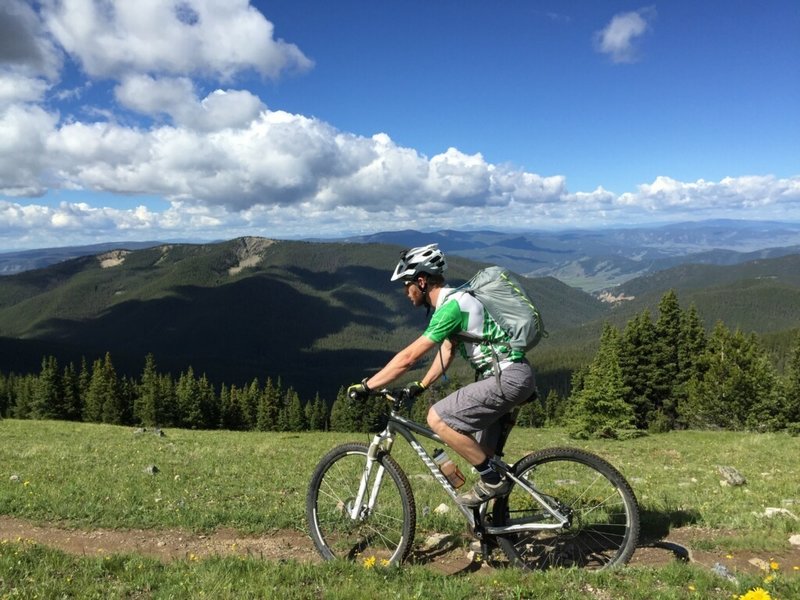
0 237 604 399
612 254 800 335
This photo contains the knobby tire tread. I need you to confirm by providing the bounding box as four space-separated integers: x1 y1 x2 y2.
493 446 640 570
306 442 416 565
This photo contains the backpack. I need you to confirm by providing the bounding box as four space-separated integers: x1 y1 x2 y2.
451 266 547 352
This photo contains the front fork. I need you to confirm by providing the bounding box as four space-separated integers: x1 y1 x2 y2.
348 430 395 521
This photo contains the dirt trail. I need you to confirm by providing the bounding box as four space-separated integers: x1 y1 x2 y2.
1 516 797 577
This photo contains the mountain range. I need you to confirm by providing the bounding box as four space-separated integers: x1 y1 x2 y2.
4 220 800 293
1 223 799 400
344 219 800 292
0 238 603 398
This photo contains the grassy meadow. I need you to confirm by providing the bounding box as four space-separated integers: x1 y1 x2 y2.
1 418 799 599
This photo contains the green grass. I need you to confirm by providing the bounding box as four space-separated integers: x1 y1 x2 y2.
3 539 798 599
2 419 800 598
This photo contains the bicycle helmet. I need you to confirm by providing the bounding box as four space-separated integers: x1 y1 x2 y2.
390 243 447 281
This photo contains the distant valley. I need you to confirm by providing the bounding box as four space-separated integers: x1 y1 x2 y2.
344 219 800 292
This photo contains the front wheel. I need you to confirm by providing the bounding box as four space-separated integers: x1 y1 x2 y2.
306 442 416 565
492 447 639 570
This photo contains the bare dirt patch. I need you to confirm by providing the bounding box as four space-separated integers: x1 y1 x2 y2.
97 250 130 269
0 516 315 563
1 516 797 577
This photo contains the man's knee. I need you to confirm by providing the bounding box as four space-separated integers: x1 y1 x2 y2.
427 407 443 432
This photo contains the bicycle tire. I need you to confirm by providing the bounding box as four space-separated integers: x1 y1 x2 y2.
306 442 416 565
491 447 639 570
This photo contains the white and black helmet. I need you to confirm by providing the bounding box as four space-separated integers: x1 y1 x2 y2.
390 243 447 281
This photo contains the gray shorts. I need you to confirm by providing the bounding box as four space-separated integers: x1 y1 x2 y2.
432 361 536 452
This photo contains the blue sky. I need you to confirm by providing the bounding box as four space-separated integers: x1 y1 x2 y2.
1 0 798 250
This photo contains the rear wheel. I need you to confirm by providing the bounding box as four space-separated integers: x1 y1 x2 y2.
492 447 639 570
306 442 416 565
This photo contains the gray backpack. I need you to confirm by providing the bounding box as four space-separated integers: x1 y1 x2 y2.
452 266 547 352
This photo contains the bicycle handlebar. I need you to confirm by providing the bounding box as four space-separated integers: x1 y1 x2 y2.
348 386 415 411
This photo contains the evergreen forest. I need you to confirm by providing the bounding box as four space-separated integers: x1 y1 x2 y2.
3 290 799 438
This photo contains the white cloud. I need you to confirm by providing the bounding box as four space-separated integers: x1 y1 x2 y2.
0 72 50 106
0 1 797 250
41 0 312 79
618 175 800 214
114 75 265 130
0 103 59 196
595 7 656 64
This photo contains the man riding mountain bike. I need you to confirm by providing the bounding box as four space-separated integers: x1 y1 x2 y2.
348 243 537 507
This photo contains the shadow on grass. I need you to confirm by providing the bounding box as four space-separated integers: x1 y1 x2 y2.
637 507 702 562
408 534 484 575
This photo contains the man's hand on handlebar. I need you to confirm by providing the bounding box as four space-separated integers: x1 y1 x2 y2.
347 378 371 400
403 381 427 400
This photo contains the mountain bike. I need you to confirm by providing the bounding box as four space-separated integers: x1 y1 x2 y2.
306 388 640 570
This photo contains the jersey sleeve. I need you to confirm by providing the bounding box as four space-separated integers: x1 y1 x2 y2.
423 298 467 344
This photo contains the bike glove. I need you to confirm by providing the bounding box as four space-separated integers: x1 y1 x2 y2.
347 378 371 400
405 381 427 399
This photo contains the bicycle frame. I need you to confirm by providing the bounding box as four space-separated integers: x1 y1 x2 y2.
350 404 570 535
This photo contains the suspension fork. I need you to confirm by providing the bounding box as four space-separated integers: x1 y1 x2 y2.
348 429 396 520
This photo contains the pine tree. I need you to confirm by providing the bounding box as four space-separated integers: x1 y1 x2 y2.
158 373 178 426
222 384 246 430
83 353 120 423
675 303 708 425
330 387 359 432
32 356 61 420
176 367 203 429
683 323 782 430
618 311 658 429
410 395 430 424
198 374 217 429
78 357 91 414
517 394 546 427
11 375 36 418
99 353 123 424
568 323 636 439
282 388 306 431
256 378 280 431
360 394 388 432
0 373 10 417
652 290 682 428
235 378 260 429
305 393 328 431
61 362 82 421
785 332 800 426
743 334 786 431
135 354 159 426
543 389 569 426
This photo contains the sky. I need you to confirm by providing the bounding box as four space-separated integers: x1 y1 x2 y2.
0 0 798 251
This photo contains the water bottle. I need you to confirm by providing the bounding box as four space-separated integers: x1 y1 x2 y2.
432 448 466 489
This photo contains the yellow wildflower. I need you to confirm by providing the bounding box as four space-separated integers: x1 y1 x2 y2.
362 555 376 569
380 558 390 567
739 587 771 600
769 559 779 571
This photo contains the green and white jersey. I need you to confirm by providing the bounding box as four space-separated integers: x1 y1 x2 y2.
423 288 525 375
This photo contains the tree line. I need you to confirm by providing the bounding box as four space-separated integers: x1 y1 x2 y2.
1 289 799 437
563 290 800 438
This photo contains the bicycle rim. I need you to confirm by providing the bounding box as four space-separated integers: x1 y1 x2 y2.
306 442 416 565
492 447 639 570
